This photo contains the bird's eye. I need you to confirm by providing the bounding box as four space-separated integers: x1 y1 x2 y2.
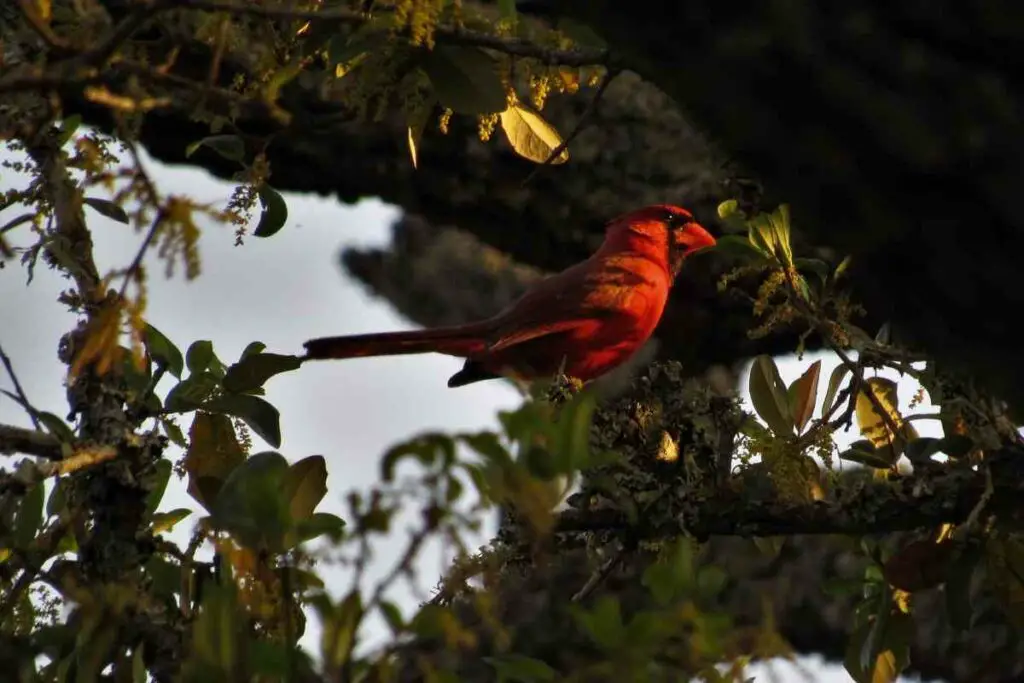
664 211 688 227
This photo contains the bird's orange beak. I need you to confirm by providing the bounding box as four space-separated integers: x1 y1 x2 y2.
676 222 717 255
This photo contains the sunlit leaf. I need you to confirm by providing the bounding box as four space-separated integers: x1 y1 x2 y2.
152 508 192 534
423 46 506 115
319 590 363 669
787 359 821 434
499 104 569 164
83 197 129 225
748 355 793 435
856 377 912 464
254 184 288 238
282 455 328 521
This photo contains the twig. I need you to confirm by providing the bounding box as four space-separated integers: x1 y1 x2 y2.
0 423 63 460
522 67 620 186
118 208 167 299
0 343 41 430
571 544 627 602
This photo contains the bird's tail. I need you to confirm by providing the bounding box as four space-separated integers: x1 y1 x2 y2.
303 323 491 361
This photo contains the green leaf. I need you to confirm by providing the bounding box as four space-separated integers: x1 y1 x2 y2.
223 352 302 393
485 654 556 682
144 459 173 517
185 134 245 162
839 440 893 469
822 363 852 416
787 359 821 434
47 478 67 518
239 341 266 360
192 582 244 674
710 234 765 262
573 595 625 650
379 600 405 635
641 537 695 606
381 434 454 482
254 183 288 237
204 393 282 448
183 412 246 511
37 411 75 443
795 257 831 283
15 483 44 547
282 455 328 521
144 324 184 378
211 451 291 551
58 114 81 146
186 340 214 375
83 197 129 225
132 645 146 683
165 372 220 412
499 103 569 164
497 0 518 22
551 391 596 474
152 508 192 534
161 418 187 447
844 608 912 683
748 355 793 435
423 46 507 115
294 512 347 544
319 590 363 669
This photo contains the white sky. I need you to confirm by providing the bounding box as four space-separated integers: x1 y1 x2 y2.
0 141 939 682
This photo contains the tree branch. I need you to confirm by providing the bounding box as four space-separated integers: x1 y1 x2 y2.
0 423 62 460
555 466 1020 540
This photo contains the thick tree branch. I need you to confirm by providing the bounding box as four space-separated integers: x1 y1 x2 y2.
555 466 1018 539
0 423 62 461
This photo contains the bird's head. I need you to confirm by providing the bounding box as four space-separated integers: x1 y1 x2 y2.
607 204 717 274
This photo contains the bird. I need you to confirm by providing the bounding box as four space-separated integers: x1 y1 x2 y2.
302 204 716 388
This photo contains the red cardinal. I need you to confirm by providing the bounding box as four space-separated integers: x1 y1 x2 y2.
303 205 715 387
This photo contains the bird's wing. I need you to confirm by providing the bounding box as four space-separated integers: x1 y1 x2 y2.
485 316 590 354
484 263 624 353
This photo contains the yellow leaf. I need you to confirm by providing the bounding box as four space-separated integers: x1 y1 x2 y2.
499 104 569 165
856 377 912 464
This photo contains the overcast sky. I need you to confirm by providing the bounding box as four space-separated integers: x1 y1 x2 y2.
0 141 938 682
